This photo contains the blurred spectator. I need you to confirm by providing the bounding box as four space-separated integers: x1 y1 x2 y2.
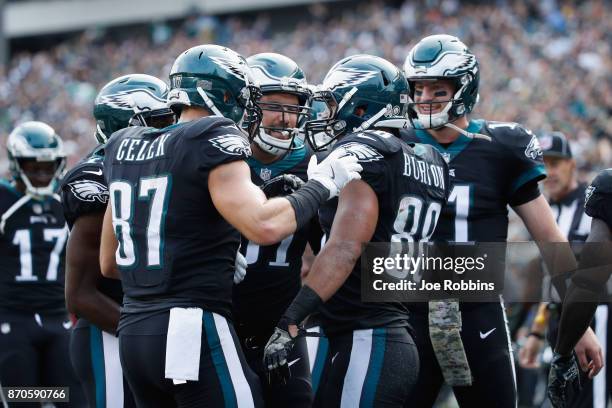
0 0 609 178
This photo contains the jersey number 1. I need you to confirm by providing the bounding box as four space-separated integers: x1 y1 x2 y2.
109 176 171 268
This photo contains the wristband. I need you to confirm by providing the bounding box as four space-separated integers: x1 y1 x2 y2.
278 285 323 330
528 331 545 340
285 180 329 230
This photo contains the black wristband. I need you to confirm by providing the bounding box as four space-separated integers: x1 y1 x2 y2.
285 180 329 230
278 285 324 330
528 331 545 340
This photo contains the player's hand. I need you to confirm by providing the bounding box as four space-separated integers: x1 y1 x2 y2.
307 149 362 199
263 326 297 385
519 334 544 369
548 352 581 408
261 174 305 197
233 250 247 284
574 327 603 378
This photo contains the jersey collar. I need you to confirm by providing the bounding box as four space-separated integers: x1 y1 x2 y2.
247 140 306 182
415 119 484 162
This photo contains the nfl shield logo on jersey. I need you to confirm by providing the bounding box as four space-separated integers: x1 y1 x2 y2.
260 168 272 181
441 152 451 163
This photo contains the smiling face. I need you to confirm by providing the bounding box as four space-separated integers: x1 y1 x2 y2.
19 159 58 188
412 79 456 115
260 92 300 140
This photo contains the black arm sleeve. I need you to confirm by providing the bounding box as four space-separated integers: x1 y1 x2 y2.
509 179 541 207
555 219 612 355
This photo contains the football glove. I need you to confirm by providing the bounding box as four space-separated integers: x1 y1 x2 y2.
548 352 581 408
263 327 296 385
233 249 247 284
307 149 362 199
261 174 305 197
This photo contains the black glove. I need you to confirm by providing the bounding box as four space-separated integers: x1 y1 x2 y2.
263 327 296 385
261 174 305 198
548 352 581 408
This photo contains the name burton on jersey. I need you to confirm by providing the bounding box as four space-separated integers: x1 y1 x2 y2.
403 152 446 190
115 133 171 161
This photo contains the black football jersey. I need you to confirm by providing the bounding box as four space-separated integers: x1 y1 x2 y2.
401 119 546 243
233 142 321 330
0 180 68 313
584 169 612 230
103 117 251 322
318 130 450 334
60 146 122 304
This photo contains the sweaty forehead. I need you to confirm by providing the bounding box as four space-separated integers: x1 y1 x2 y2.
260 92 299 105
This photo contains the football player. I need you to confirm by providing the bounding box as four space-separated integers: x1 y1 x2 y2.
401 34 601 407
0 121 84 406
232 52 321 407
549 168 612 407
519 131 609 408
98 44 361 407
263 54 450 406
61 73 175 408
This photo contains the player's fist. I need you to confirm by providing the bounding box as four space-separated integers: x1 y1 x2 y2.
548 352 581 408
261 174 305 197
233 250 247 284
263 327 296 385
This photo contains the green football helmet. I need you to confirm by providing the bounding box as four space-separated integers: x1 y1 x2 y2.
7 121 66 197
93 74 175 144
247 52 312 155
167 44 262 139
403 34 480 129
304 54 410 150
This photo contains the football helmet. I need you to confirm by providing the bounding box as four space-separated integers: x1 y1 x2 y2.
7 121 66 197
93 74 175 144
247 53 312 155
304 54 410 151
403 34 479 129
167 44 262 139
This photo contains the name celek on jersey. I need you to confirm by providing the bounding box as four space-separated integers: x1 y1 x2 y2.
67 180 109 203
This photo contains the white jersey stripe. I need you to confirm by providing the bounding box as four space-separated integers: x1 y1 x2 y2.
102 331 124 408
594 305 607 408
213 313 255 408
341 329 373 408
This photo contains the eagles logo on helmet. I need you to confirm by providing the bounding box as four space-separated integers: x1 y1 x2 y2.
93 74 176 144
304 54 410 151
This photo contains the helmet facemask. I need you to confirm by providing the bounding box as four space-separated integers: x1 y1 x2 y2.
254 91 312 156
303 89 346 151
407 74 477 130
7 126 66 198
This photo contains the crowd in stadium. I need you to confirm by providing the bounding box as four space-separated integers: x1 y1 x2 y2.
0 0 609 174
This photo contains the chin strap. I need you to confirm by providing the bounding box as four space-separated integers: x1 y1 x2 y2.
443 122 491 142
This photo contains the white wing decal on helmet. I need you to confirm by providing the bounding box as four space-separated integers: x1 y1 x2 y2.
210 134 252 156
98 89 167 112
323 67 377 90
338 142 383 162
209 56 247 81
406 52 477 77
68 179 109 203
